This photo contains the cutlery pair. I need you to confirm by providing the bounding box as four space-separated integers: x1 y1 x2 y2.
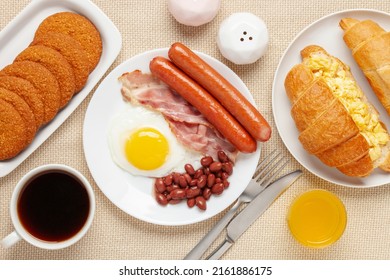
184 151 302 260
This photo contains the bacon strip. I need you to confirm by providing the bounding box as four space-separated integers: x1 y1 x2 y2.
119 70 238 161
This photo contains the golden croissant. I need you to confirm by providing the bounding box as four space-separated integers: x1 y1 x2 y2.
340 18 390 115
284 45 390 177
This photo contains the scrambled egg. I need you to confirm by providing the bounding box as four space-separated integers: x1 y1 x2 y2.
305 53 389 161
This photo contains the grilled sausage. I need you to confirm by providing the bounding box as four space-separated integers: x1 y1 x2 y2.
150 56 257 153
168 42 271 142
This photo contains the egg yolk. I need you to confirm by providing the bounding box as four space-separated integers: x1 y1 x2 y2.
125 127 169 170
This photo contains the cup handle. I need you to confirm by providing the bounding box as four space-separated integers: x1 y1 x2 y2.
1 231 22 248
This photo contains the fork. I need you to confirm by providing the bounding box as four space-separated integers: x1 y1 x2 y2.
184 150 288 260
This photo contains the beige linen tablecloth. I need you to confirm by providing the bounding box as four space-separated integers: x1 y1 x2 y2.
1 0 390 260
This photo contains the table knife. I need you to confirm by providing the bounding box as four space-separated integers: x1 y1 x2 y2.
206 169 302 260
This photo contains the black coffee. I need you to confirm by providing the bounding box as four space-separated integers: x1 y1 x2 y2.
17 171 90 242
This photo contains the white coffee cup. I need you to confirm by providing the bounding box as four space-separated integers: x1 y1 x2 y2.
1 164 95 250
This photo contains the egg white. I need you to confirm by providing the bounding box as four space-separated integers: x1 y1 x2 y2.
108 104 201 177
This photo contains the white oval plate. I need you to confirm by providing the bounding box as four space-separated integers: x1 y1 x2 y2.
272 9 390 188
83 48 261 225
0 0 122 177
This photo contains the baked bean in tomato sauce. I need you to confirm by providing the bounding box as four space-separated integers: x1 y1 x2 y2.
154 151 234 211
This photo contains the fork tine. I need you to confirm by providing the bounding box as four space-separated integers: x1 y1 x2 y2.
252 149 278 178
261 159 289 188
253 151 281 181
256 156 284 185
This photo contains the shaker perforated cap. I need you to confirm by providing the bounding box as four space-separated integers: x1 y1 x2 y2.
168 0 221 27
217 13 269 64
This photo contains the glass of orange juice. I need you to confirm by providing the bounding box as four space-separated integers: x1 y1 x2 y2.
287 189 347 248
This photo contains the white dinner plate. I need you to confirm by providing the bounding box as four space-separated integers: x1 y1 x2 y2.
83 48 261 225
0 0 122 177
272 9 390 188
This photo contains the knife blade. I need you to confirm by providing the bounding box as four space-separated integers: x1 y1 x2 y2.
206 169 302 260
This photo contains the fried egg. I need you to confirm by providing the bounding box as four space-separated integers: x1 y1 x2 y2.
108 104 200 177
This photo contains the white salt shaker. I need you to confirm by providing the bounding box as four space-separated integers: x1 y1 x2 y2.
217 13 269 64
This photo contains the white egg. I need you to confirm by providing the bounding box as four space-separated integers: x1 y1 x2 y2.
108 104 201 177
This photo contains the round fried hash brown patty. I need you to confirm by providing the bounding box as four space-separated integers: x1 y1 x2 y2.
16 45 76 108
0 88 36 145
35 12 102 71
0 75 44 127
0 99 28 160
0 61 61 124
31 32 90 92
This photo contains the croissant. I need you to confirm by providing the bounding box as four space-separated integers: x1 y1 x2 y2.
284 45 390 177
340 18 390 115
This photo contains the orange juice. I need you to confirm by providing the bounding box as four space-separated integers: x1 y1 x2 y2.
287 189 347 248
